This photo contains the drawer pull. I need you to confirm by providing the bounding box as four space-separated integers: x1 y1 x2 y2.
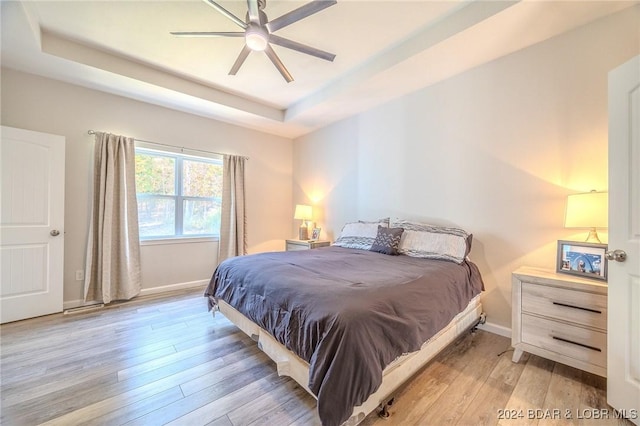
552 301 601 314
552 336 602 352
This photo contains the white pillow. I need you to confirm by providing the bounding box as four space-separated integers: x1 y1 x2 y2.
333 219 389 250
391 219 472 264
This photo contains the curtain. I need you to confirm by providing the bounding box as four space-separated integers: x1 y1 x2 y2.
218 155 247 263
84 132 142 304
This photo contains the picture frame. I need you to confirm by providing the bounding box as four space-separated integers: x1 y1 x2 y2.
556 240 608 281
311 227 321 240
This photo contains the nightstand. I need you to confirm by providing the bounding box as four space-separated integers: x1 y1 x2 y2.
285 240 330 251
511 266 608 377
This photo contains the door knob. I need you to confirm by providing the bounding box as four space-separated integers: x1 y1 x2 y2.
606 249 627 262
50 230 60 237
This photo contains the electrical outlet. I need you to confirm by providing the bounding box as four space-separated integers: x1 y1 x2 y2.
75 270 84 281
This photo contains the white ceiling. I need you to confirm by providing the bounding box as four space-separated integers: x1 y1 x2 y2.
1 0 635 138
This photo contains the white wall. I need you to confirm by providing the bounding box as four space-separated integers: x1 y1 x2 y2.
293 7 639 330
1 69 293 305
292 118 359 239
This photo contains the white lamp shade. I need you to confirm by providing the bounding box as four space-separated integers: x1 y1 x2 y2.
564 191 608 228
294 204 312 221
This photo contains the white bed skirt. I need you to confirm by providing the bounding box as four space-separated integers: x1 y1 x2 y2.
216 295 483 425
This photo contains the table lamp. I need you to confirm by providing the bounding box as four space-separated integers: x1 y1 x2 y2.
564 190 608 243
294 204 312 240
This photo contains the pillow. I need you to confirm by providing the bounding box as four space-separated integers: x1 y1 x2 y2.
370 226 404 255
359 217 390 225
391 219 472 264
332 219 389 250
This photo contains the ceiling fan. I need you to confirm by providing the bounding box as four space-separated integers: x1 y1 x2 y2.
171 0 337 83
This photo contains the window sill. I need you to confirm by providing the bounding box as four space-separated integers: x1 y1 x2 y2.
140 236 219 246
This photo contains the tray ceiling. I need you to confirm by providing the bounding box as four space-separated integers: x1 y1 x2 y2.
1 1 634 138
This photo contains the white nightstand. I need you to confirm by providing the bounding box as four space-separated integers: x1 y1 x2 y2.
285 240 330 251
511 266 608 377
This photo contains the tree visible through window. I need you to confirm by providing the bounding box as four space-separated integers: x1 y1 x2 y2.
134 147 222 239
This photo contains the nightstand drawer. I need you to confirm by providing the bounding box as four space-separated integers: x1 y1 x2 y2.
522 282 607 330
286 243 309 251
522 314 607 368
285 240 330 251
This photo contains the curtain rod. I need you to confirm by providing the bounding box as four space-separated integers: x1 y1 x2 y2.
87 130 249 160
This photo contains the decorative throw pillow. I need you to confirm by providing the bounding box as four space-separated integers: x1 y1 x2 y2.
332 219 389 250
391 219 472 264
370 226 404 255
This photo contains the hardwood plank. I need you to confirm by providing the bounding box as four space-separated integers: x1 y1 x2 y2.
124 364 276 425
36 356 225 426
2 315 210 371
180 351 269 397
500 354 556 426
1 372 119 425
413 331 509 425
78 386 186 426
227 375 306 425
538 363 583 426
457 349 529 425
205 415 234 426
28 341 255 424
38 342 265 425
0 295 200 353
285 406 323 426
116 333 241 381
578 373 632 426
1 335 240 410
246 384 315 426
164 374 282 425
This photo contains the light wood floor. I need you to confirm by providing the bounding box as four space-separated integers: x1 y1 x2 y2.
0 288 631 426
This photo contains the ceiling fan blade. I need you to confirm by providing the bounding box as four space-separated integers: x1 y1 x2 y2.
266 0 336 33
264 45 293 83
171 32 245 38
268 34 335 62
202 0 247 29
247 0 260 24
229 45 251 75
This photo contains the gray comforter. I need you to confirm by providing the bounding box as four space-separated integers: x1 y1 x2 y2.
206 246 484 426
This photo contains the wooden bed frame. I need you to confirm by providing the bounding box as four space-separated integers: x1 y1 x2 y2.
216 295 484 425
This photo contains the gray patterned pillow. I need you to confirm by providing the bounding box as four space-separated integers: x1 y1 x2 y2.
370 226 404 255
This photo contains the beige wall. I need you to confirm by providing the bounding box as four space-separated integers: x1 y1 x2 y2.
1 69 293 306
293 8 639 331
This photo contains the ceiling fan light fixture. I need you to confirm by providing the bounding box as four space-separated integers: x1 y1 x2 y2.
171 0 337 81
245 25 268 51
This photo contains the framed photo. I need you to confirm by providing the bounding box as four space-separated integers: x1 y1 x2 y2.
556 240 608 281
311 227 321 240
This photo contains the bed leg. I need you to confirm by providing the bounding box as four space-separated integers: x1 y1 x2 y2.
471 312 487 333
378 397 395 419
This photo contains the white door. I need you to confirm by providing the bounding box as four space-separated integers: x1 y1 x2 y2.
607 55 640 425
0 126 65 323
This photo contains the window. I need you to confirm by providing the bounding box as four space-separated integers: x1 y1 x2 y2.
134 146 223 239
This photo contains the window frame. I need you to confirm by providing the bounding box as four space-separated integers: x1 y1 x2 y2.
135 143 223 242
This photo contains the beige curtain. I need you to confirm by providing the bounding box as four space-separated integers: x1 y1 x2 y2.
218 155 247 263
84 132 142 304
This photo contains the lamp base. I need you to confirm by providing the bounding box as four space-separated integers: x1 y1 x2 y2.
585 228 602 244
298 225 309 240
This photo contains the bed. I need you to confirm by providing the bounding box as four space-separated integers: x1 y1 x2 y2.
205 220 484 426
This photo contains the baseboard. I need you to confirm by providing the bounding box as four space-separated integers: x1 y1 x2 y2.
139 279 208 296
477 320 511 338
63 279 208 310
64 299 89 310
